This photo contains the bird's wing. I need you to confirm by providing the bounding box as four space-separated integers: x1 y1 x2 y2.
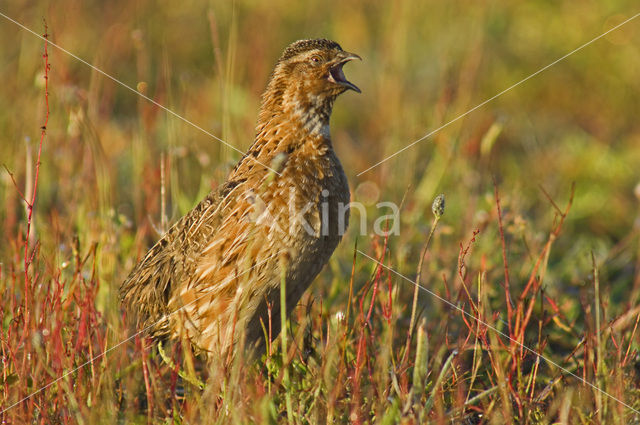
119 179 243 338
167 177 284 351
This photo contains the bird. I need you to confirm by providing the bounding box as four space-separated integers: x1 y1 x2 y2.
120 39 360 358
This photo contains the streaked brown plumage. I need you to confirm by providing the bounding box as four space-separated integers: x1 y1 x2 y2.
120 39 360 357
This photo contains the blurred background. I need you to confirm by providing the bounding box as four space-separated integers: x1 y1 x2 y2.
1 0 640 421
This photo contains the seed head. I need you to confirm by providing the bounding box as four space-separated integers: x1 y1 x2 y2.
432 194 445 219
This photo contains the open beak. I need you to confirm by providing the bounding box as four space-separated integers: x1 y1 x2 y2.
329 51 362 93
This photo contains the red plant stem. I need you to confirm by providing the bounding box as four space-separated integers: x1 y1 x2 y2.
344 240 358 328
457 229 480 317
610 329 620 351
351 234 389 423
139 336 154 423
622 312 640 367
24 21 49 323
367 232 389 322
382 268 393 323
366 260 383 324
15 22 50 417
514 185 574 342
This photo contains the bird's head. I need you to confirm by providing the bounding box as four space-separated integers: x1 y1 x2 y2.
259 39 361 131
277 39 361 96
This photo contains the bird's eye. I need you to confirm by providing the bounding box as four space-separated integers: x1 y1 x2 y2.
310 55 322 64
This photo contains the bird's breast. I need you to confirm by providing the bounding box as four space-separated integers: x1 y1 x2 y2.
255 145 349 279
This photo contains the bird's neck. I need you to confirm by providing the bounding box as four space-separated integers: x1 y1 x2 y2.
256 79 336 140
228 76 338 179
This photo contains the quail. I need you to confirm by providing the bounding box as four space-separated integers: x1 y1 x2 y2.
120 39 360 357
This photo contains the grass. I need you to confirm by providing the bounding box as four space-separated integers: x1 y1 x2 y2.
2 0 640 423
